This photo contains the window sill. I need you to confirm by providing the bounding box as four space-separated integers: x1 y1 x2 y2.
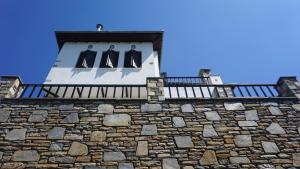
123 67 142 69
98 68 118 70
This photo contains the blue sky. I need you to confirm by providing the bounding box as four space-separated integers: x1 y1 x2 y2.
0 0 299 83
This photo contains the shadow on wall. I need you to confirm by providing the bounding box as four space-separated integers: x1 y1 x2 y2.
71 68 93 77
121 68 142 79
95 68 118 78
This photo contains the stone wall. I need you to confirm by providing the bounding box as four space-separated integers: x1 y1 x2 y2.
0 99 299 169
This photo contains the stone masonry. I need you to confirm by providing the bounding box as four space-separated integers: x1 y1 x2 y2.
147 77 165 102
0 100 299 169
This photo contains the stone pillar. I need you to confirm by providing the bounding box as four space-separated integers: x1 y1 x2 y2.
146 77 165 102
0 76 23 99
213 86 234 98
276 76 300 99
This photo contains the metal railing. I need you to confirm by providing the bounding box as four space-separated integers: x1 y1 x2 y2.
164 83 280 99
163 77 209 85
16 84 147 99
7 77 294 100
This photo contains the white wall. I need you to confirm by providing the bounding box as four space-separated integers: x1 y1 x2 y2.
45 42 160 84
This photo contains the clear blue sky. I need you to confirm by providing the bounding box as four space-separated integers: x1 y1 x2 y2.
0 0 299 83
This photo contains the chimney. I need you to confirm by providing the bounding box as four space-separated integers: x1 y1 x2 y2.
199 69 211 77
199 69 223 84
96 24 103 31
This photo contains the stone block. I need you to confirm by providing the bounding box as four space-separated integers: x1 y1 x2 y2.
257 164 275 169
268 106 283 115
229 157 250 164
118 163 134 169
266 123 286 134
85 166 106 169
292 104 300 111
238 121 258 127
181 104 194 113
80 117 99 122
49 143 63 151
141 103 162 112
68 142 88 156
0 111 10 122
28 111 48 122
103 114 131 126
136 141 148 156
203 125 218 137
163 158 180 169
1 162 25 169
64 134 83 140
49 156 75 163
224 102 245 111
61 113 79 123
234 135 252 147
199 150 219 165
245 110 259 120
59 104 74 111
158 95 165 101
98 104 114 114
141 125 157 135
103 152 126 161
174 136 194 148
204 111 221 121
172 117 186 127
147 83 157 87
262 141 280 153
261 102 278 106
183 167 194 169
5 129 27 141
293 153 300 167
76 156 91 162
48 127 65 140
90 131 106 142
12 150 40 161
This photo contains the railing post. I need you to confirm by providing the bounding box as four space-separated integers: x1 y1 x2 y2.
276 76 300 99
146 77 165 102
0 76 23 99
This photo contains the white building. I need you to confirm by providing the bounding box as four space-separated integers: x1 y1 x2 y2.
45 30 163 85
42 26 224 99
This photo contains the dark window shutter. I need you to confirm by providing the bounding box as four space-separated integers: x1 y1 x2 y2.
134 51 142 67
124 50 142 68
100 50 119 68
100 52 109 67
111 51 119 67
124 51 132 67
76 50 96 68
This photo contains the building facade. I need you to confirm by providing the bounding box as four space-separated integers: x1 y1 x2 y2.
0 27 299 169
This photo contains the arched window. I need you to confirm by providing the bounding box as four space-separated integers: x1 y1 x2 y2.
75 50 97 68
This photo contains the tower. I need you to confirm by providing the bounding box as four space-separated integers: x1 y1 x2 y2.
45 26 163 85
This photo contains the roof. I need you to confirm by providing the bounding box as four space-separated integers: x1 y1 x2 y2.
55 31 164 66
